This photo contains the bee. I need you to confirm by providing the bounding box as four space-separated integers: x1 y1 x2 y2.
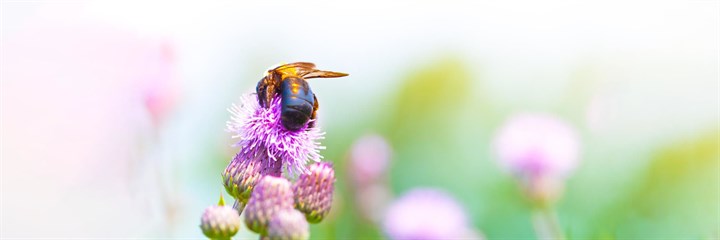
256 62 348 131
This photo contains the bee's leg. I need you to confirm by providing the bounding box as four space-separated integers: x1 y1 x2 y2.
308 94 319 129
255 77 276 108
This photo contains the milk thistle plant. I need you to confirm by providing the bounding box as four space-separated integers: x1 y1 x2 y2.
200 63 346 240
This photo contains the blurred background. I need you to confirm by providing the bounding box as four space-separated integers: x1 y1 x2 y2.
1 0 718 239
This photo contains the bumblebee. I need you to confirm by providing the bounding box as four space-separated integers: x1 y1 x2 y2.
256 62 348 131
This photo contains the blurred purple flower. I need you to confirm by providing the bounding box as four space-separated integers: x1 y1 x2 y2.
267 208 310 240
349 134 392 186
292 162 335 223
227 94 325 176
492 113 580 204
244 176 295 235
383 189 475 240
493 113 580 180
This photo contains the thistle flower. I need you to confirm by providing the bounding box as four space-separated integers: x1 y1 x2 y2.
267 208 310 240
200 196 241 240
292 162 335 223
492 113 580 204
227 94 325 176
349 134 392 186
244 176 295 235
493 113 580 179
383 189 475 240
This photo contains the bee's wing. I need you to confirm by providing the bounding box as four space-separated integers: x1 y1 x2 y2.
274 62 348 79
273 62 316 71
302 70 349 79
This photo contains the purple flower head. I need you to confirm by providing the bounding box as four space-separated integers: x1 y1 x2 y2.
383 188 473 240
292 162 335 223
493 113 580 180
244 175 295 235
200 197 241 240
349 134 392 186
267 208 310 240
228 94 325 176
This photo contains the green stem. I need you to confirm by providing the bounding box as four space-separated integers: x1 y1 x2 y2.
233 200 245 216
532 206 565 240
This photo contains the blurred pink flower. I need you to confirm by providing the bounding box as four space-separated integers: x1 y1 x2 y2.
492 113 581 204
347 134 394 223
383 189 477 240
1 5 180 237
349 134 392 186
493 113 581 180
141 43 179 127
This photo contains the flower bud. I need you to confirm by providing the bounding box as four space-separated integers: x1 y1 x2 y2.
292 162 335 223
200 196 241 240
244 176 295 235
223 155 263 203
267 209 310 240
